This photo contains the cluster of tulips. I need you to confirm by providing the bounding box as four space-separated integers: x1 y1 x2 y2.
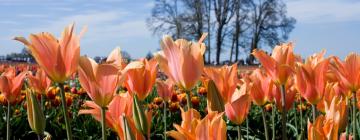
0 23 359 140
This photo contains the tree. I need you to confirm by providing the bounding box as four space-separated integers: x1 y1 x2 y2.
247 0 296 64
213 0 235 64
147 0 188 39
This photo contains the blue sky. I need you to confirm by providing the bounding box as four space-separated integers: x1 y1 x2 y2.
0 0 359 60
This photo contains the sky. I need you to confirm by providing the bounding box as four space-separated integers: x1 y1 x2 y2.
0 0 359 60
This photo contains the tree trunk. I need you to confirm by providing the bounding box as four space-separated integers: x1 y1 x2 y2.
215 24 223 65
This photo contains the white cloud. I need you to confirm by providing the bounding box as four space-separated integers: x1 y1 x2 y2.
286 0 360 23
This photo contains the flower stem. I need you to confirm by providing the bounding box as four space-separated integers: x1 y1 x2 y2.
6 103 10 140
299 98 303 136
238 125 242 140
352 91 357 140
41 92 44 111
58 83 72 140
101 107 107 140
185 90 192 111
164 101 167 140
280 84 287 140
246 118 249 139
272 103 275 140
311 104 316 123
261 107 269 140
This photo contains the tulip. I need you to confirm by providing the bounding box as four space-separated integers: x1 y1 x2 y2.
252 43 299 85
14 23 85 83
295 52 329 105
272 81 296 112
156 79 174 140
78 56 123 140
249 69 272 106
156 79 174 102
307 115 340 140
225 84 251 125
249 69 272 140
28 69 52 110
253 43 300 140
78 56 120 107
204 63 239 104
317 82 343 113
155 34 207 110
156 34 207 90
325 97 348 133
167 109 226 140
27 69 52 94
0 67 27 140
106 47 127 70
79 93 138 139
15 24 86 140
331 53 360 138
0 67 27 104
125 58 157 101
26 89 46 137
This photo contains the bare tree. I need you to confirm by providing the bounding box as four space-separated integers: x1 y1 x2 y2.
247 0 296 64
213 0 235 64
229 0 251 63
147 0 188 39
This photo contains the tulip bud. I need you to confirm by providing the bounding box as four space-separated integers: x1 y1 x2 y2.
132 95 150 137
26 89 46 135
207 80 225 112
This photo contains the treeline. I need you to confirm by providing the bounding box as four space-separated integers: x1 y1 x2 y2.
147 0 296 65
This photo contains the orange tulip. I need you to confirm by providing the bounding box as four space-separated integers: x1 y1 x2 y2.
325 97 347 132
14 23 86 83
252 42 300 85
317 82 343 113
156 79 174 101
204 63 239 103
27 69 52 94
79 93 145 139
331 53 360 92
155 34 207 90
308 115 340 140
167 109 226 140
295 51 329 105
125 58 157 101
225 83 251 125
106 47 127 70
78 56 120 107
272 79 297 112
249 69 273 106
0 67 27 104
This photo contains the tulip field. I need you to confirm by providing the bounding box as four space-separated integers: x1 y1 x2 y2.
0 23 359 140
